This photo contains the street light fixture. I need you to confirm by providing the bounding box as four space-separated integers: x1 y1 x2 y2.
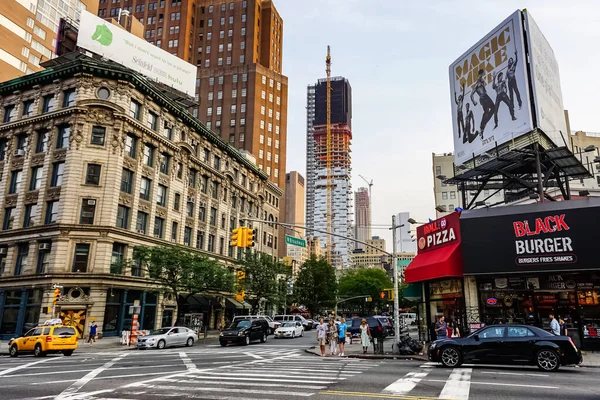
435 205 446 213
583 145 596 152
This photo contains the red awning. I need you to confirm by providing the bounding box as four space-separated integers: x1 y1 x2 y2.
404 243 463 283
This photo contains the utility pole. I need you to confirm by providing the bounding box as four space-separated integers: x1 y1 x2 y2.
391 215 400 341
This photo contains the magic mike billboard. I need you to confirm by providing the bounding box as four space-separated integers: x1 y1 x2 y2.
449 10 567 166
460 199 600 275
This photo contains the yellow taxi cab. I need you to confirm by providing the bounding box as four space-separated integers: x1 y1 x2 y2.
9 319 79 357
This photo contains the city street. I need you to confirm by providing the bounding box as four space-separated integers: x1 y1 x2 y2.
0 334 599 400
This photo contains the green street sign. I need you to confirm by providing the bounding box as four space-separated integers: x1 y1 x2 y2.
285 235 306 248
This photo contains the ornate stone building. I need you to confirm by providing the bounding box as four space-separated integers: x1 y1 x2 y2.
0 54 281 339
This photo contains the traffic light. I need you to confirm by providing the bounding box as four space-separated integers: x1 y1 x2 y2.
53 288 61 304
231 227 246 248
244 228 257 248
380 289 394 301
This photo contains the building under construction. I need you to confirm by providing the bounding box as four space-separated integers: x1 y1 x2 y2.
307 71 353 268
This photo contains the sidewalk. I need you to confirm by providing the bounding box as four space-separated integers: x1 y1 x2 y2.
0 331 221 356
304 338 428 361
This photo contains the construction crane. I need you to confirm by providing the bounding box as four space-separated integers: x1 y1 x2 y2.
358 174 373 205
325 45 332 265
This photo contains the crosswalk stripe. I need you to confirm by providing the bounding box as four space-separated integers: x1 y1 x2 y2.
182 374 339 384
142 383 315 397
439 368 472 400
173 378 328 390
202 371 347 380
382 370 431 395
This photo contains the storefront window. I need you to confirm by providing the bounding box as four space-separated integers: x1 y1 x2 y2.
103 305 119 333
142 307 156 330
428 279 464 338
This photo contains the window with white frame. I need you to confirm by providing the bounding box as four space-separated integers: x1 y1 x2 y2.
261 106 265 115
259 149 263 159
259 135 264 144
261 90 266 99
231 104 236 114
260 120 265 129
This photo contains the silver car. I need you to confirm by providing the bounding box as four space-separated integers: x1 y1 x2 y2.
137 327 198 349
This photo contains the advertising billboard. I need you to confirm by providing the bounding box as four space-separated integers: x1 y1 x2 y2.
524 11 568 148
461 199 600 275
76 11 196 96
449 11 533 166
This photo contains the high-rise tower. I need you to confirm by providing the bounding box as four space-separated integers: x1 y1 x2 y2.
354 187 370 250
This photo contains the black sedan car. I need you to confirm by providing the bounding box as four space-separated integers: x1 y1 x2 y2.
219 319 269 346
429 324 582 371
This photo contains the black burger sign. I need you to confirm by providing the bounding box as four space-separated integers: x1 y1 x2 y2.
460 199 600 275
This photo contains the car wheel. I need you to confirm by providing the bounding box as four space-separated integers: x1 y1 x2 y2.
186 337 194 347
301 330 304 337
440 346 462 368
9 345 18 358
260 333 267 343
63 350 73 357
220 342 227 347
292 332 295 338
34 344 46 357
244 335 250 346
157 339 166 350
536 349 560 371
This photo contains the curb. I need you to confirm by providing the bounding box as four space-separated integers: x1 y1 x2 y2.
304 348 428 361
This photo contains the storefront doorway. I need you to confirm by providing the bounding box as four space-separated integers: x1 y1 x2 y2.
425 279 465 340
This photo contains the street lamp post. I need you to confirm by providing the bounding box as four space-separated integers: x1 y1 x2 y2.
391 216 401 341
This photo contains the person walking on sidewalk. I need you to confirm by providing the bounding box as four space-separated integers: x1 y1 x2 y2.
435 316 447 340
316 317 327 357
550 314 560 335
359 319 371 354
87 321 98 346
327 318 338 356
338 318 347 356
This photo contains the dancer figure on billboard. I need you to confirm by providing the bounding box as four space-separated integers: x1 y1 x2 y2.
507 51 522 110
454 84 465 139
470 69 495 139
492 71 516 128
464 102 478 144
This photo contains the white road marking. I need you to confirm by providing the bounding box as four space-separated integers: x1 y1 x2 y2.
31 370 181 385
243 351 264 359
174 374 339 384
480 371 549 377
173 378 327 390
439 368 472 400
0 357 57 377
179 351 197 372
0 363 187 378
55 353 129 399
382 370 430 395
141 383 315 397
426 379 559 389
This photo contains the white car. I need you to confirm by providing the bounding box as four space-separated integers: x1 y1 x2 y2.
137 327 197 349
274 321 304 338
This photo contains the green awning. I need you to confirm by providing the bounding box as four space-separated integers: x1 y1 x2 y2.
402 283 422 301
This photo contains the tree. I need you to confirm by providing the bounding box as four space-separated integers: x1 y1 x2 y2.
133 245 233 316
292 255 337 315
238 250 287 310
338 267 393 314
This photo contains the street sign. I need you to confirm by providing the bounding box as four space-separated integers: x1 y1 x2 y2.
285 235 306 248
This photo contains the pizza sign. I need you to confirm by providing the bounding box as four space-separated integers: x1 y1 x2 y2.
417 212 462 253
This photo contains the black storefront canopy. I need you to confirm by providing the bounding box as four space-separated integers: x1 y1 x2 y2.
460 198 600 275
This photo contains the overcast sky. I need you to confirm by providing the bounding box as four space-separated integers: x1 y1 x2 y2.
275 0 600 250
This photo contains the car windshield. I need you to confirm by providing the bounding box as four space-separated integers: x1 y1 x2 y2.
149 328 171 335
282 322 295 327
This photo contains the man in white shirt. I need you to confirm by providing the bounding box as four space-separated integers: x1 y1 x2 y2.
549 313 560 335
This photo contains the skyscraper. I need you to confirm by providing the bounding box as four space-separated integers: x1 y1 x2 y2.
354 187 370 250
305 84 316 235
0 0 99 81
307 76 353 268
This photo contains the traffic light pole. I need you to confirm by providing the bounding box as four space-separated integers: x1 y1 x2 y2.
391 215 400 341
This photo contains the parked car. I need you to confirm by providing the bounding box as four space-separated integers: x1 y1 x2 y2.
374 316 394 336
220 319 269 346
348 317 388 340
9 321 78 357
399 313 417 326
429 324 582 371
232 315 280 334
274 321 304 338
137 327 197 350
273 314 312 331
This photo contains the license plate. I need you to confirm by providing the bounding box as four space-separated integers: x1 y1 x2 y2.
227 341 232 344
280 333 284 337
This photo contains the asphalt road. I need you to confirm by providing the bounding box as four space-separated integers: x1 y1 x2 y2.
0 333 599 400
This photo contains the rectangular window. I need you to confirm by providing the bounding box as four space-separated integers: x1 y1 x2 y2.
85 164 101 185
173 193 181 211
156 184 167 206
442 192 448 200
207 234 215 252
140 177 152 201
3 207 14 230
116 205 130 229
171 221 178 241
136 211 148 234
186 200 194 217
79 199 96 224
9 170 22 194
209 207 217 226
198 205 206 222
56 125 70 149
3 105 15 123
450 191 457 199
125 134 137 157
72 244 90 273
45 201 59 224
147 111 158 130
16 134 27 152
0 138 7 161
211 181 218 199
62 89 75 107
90 126 106 146
130 99 141 120
188 169 197 187
159 153 170 174
143 144 154 167
14 243 29 275
200 175 208 193
121 169 134 193
214 156 221 170
35 130 48 153
176 162 183 179
219 237 224 255
22 100 34 117
36 245 51 275
184 227 192 246
29 167 43 190
196 230 205 249
110 243 126 274
154 217 165 238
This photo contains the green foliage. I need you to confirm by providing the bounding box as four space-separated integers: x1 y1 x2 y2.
238 250 288 304
292 255 337 315
133 245 233 310
338 267 393 312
